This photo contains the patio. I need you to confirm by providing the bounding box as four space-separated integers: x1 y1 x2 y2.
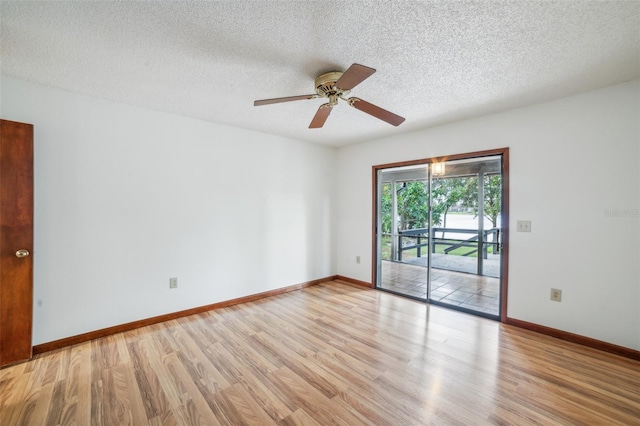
406 252 501 277
379 259 500 316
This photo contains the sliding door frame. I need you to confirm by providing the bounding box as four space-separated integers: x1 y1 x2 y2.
371 148 510 322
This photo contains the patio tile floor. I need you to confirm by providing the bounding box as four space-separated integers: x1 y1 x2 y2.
380 260 500 316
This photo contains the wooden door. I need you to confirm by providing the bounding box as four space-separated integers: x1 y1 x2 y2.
0 119 34 367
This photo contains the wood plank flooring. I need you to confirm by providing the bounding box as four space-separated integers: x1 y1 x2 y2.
1 281 639 425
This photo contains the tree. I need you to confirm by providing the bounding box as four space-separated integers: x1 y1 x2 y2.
431 177 469 232
463 174 502 228
380 180 430 232
396 181 429 230
380 183 393 234
380 174 501 235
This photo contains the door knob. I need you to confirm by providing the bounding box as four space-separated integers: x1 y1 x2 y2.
15 249 30 258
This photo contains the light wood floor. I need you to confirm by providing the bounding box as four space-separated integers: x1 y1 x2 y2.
1 281 639 425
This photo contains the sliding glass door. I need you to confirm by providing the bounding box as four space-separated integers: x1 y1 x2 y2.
376 166 430 299
375 151 506 319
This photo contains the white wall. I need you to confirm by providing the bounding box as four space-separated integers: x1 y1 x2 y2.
1 76 336 345
2 76 638 351
335 80 640 350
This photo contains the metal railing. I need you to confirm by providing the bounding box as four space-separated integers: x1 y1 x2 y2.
395 227 501 261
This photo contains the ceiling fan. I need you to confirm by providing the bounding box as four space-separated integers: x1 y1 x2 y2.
253 63 405 128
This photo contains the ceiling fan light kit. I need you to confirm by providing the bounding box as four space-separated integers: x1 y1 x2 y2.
254 63 405 129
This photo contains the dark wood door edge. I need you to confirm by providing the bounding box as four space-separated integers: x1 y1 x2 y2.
0 119 34 367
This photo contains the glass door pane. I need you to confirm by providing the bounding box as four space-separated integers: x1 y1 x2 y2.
427 156 502 317
376 166 429 300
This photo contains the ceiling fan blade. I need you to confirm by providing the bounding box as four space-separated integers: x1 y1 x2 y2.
348 98 405 126
254 94 317 106
309 104 333 128
335 63 376 91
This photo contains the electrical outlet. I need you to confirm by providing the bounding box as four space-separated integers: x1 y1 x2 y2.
517 220 532 232
550 288 562 302
169 277 178 289
356 256 361 264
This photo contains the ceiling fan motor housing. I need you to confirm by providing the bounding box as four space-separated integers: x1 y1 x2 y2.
314 71 350 98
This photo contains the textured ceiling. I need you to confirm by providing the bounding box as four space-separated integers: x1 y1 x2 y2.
1 1 639 147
